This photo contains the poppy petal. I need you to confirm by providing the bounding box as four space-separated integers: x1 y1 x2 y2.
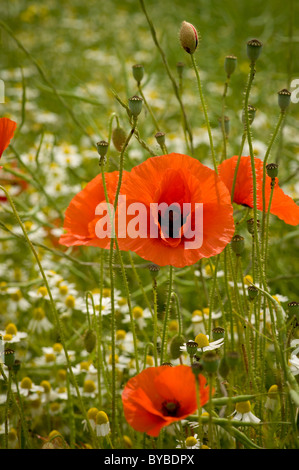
0 117 17 159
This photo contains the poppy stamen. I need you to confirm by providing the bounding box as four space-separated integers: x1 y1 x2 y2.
161 399 181 417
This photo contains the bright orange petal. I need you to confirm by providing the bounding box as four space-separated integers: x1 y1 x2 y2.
0 117 17 158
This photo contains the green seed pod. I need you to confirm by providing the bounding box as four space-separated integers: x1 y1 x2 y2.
201 351 220 374
288 301 299 322
155 131 166 148
112 126 127 152
242 105 257 126
96 140 109 162
186 340 198 357
246 38 263 63
212 327 225 341
84 329 96 353
169 335 185 359
248 285 259 301
128 95 143 117
148 264 160 278
266 163 279 179
4 348 15 368
224 55 237 78
132 64 144 84
278 89 291 112
246 218 260 235
231 234 245 256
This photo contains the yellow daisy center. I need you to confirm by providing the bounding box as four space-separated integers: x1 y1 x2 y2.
268 384 278 399
20 377 33 390
33 307 46 320
50 403 60 413
132 306 143 319
185 436 198 447
96 411 109 425
45 353 56 363
235 400 251 414
87 407 99 421
243 275 253 286
3 334 12 341
59 285 69 295
194 333 209 349
53 343 63 353
146 355 154 366
116 329 126 341
65 295 75 308
80 361 90 371
40 380 51 393
38 286 48 297
5 323 18 336
10 289 22 301
83 380 96 393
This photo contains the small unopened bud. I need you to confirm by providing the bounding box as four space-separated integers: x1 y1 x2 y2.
97 140 109 162
266 163 279 179
132 64 144 84
224 55 237 78
84 329 96 353
278 89 291 112
128 95 143 117
246 38 263 63
202 351 220 374
248 285 258 301
231 234 245 256
112 126 127 152
169 334 185 359
179 21 199 55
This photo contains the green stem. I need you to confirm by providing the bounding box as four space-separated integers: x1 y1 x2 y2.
160 265 173 364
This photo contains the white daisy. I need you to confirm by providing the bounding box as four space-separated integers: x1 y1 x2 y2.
230 401 261 423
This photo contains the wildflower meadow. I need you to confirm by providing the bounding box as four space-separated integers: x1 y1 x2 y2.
1 0 299 453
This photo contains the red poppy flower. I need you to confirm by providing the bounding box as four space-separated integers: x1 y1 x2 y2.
0 117 17 163
59 171 128 248
122 365 211 437
117 153 235 267
218 155 299 226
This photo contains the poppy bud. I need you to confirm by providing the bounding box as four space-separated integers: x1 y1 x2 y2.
96 140 109 162
231 234 245 256
132 64 144 84
246 38 263 63
219 355 230 379
112 126 127 152
202 351 220 374
84 329 96 353
246 218 260 235
278 89 291 112
266 163 279 179
224 55 237 78
179 21 199 55
169 334 185 359
128 95 143 117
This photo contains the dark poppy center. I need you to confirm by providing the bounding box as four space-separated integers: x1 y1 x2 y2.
161 399 181 417
158 206 187 239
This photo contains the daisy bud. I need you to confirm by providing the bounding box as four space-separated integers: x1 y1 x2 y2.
84 329 96 353
278 88 291 112
202 351 220 374
226 350 240 370
186 340 198 357
112 126 127 152
128 95 143 117
266 163 279 179
212 327 225 341
224 55 237 78
4 348 15 368
248 285 258 301
179 21 199 55
96 140 109 163
246 38 263 64
267 384 278 400
132 64 144 84
170 334 186 359
231 234 245 256
155 131 166 148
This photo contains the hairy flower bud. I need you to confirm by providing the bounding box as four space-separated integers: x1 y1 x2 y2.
179 21 199 54
112 126 127 152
